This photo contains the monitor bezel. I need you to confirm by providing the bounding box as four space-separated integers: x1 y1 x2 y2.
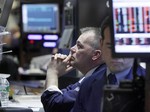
109 0 150 58
20 1 60 34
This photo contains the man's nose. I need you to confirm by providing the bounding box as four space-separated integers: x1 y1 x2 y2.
70 46 76 54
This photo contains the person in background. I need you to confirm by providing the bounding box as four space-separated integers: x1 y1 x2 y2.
41 27 105 112
0 26 20 80
72 16 145 112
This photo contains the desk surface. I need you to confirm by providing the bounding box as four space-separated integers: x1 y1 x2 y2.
8 95 44 112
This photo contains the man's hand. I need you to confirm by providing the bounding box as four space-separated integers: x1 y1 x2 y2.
45 53 73 88
48 53 73 77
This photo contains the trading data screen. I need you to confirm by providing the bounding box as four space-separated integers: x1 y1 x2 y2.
111 0 150 57
22 3 59 33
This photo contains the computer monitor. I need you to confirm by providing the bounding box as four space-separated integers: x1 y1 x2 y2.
110 0 150 57
21 1 60 34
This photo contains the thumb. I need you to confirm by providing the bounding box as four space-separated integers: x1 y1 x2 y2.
63 54 72 63
66 66 74 72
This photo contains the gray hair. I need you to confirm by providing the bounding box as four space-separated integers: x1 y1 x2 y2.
80 27 101 49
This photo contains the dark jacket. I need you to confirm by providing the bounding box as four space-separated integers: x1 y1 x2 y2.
72 66 145 112
41 64 106 112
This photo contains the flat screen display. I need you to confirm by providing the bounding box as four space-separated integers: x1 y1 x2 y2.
21 3 59 33
110 0 150 57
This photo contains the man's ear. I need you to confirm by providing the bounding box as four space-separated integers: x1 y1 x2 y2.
92 50 101 60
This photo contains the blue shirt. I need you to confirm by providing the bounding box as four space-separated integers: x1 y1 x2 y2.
106 67 131 84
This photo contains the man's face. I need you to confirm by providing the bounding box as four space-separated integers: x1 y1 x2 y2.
70 33 95 69
101 27 134 73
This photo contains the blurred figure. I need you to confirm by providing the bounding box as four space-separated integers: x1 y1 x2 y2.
72 16 145 112
0 26 20 80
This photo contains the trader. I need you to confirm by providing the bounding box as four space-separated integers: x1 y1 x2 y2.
41 27 105 112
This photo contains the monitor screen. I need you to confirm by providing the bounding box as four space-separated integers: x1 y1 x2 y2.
110 0 150 57
21 2 59 33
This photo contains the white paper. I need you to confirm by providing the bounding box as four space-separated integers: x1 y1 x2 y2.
0 73 10 78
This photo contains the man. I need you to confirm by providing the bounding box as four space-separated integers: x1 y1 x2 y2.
72 16 145 112
41 27 105 112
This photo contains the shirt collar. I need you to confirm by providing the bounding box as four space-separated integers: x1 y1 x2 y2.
79 66 99 83
107 67 132 84
85 66 99 77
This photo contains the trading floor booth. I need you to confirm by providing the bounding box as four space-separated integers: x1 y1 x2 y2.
102 0 150 112
0 0 109 111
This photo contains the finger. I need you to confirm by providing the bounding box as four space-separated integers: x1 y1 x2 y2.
54 53 63 63
54 54 58 60
57 54 66 60
63 54 72 63
60 54 67 60
51 54 59 65
57 54 66 63
51 55 55 61
57 57 63 63
57 53 62 59
66 66 74 72
69 51 72 55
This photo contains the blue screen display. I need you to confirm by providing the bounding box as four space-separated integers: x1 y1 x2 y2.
22 3 59 33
